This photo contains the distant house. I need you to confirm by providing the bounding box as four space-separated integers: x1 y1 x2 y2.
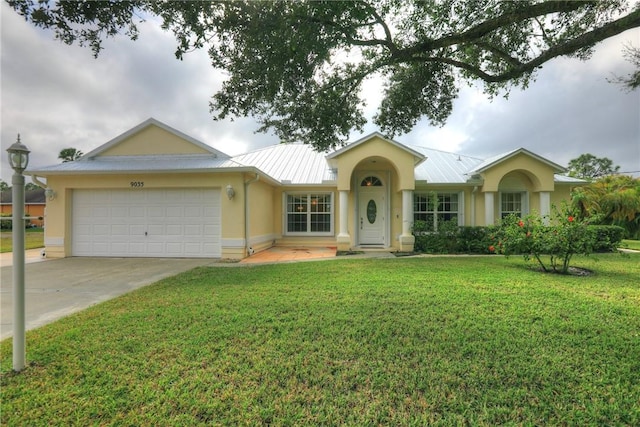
0 188 46 227
27 118 586 259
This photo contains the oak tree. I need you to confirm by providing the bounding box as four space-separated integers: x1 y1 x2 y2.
567 153 621 180
8 0 640 150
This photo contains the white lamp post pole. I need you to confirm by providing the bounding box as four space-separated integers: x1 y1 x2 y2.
7 134 30 372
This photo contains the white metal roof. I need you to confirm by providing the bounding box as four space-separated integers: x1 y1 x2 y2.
409 145 483 183
30 155 244 174
26 117 582 186
232 144 335 184
467 147 566 174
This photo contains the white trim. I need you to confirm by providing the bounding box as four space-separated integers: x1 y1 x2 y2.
468 148 566 174
458 191 465 226
283 191 335 236
485 192 495 226
498 191 529 218
44 237 64 246
247 233 277 247
356 171 390 246
326 132 426 166
222 238 246 249
338 190 349 238
540 192 551 224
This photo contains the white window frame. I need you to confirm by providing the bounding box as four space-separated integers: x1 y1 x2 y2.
283 192 334 236
499 191 529 219
413 192 462 231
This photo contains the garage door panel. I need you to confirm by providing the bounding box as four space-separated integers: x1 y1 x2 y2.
111 224 128 236
72 188 220 258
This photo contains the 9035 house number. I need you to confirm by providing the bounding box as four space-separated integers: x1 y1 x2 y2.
130 181 144 188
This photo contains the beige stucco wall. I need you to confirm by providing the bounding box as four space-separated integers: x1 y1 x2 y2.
246 178 276 254
332 136 417 191
99 126 212 156
42 172 246 259
481 153 557 192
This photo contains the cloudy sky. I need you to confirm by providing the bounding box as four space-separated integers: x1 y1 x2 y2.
1 2 639 183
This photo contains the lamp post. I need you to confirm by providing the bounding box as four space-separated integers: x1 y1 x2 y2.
7 134 30 372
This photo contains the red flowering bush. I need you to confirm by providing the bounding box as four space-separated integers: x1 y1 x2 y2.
492 204 597 274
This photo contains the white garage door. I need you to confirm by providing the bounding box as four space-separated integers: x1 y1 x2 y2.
72 188 221 258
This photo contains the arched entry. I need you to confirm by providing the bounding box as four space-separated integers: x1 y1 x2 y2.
358 175 386 245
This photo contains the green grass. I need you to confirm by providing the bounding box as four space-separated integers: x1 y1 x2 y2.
2 255 639 425
622 239 640 251
0 228 44 253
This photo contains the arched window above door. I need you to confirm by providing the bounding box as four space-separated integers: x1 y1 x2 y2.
360 176 382 187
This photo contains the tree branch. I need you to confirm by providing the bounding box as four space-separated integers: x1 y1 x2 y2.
416 8 640 83
406 1 593 55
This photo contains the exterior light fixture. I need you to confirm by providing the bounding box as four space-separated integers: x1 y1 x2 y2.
44 188 56 200
225 184 235 200
7 134 30 173
6 134 30 372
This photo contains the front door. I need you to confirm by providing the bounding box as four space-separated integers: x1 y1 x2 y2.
358 179 386 246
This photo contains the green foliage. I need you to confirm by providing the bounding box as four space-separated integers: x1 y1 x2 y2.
24 183 40 191
573 175 640 238
492 206 603 274
7 0 639 149
0 180 8 191
57 147 84 163
589 225 626 252
622 239 640 250
567 153 621 180
609 44 640 91
413 221 494 254
0 214 12 230
0 228 45 253
2 256 640 425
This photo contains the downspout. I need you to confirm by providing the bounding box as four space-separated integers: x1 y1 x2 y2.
471 186 478 227
244 173 260 256
30 175 47 189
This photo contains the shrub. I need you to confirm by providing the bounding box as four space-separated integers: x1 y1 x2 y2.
456 226 493 254
412 222 495 254
588 225 625 252
412 219 458 254
492 205 601 274
0 213 12 230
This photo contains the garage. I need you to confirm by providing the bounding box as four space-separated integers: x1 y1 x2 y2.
72 188 221 258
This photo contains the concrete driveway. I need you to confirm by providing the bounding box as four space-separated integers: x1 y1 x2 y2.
0 256 220 340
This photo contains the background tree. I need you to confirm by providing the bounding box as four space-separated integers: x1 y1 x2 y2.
25 183 41 191
58 148 84 163
572 175 640 238
0 180 9 191
609 44 640 91
567 153 621 180
8 0 640 150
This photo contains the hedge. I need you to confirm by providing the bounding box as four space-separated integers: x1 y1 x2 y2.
412 220 624 255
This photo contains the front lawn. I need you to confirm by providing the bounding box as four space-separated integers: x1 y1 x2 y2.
0 228 44 253
622 239 640 251
1 255 639 425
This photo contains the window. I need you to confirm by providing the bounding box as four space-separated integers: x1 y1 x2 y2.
360 176 382 187
285 193 333 235
414 192 459 231
500 192 525 219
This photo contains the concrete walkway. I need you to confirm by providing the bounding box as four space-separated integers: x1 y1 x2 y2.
240 246 338 263
0 248 50 268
